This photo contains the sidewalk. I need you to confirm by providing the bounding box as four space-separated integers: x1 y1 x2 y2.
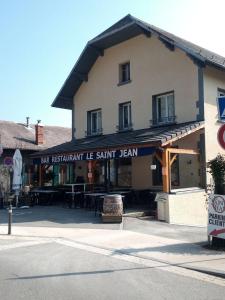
1 222 225 278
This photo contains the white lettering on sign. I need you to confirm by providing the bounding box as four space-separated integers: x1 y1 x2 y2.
119 148 138 158
96 150 116 160
86 152 94 160
37 146 155 164
41 157 49 164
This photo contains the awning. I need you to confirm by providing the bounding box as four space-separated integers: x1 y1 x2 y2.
32 121 204 164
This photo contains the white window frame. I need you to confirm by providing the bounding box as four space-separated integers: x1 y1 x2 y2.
122 102 131 129
90 109 102 135
155 92 175 124
118 102 132 131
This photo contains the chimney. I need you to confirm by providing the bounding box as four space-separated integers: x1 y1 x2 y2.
35 120 44 145
26 116 30 128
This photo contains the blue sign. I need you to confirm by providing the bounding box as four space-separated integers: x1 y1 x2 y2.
33 146 156 165
217 96 225 122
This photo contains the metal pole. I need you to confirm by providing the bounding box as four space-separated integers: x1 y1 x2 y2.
8 203 12 235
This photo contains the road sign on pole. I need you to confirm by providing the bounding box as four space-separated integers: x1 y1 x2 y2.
218 124 225 150
217 96 225 122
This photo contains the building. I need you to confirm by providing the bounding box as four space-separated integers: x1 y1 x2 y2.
32 15 225 225
0 119 71 189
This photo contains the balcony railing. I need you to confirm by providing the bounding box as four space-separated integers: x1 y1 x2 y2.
85 128 103 137
150 116 176 127
116 122 133 132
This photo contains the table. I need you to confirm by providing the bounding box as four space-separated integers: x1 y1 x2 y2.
64 183 93 193
84 193 107 215
65 191 82 208
30 189 58 205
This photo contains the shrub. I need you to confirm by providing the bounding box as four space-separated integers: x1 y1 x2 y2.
207 154 225 194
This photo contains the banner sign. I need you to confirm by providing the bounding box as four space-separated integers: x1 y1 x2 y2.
33 146 156 165
208 194 225 240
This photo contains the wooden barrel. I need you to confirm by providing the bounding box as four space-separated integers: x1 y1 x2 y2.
103 194 123 215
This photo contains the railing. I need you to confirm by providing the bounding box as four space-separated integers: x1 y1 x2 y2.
85 128 103 137
150 116 176 126
116 122 133 132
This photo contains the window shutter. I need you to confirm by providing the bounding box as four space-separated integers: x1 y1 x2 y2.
129 103 132 125
98 110 102 131
87 111 91 134
119 104 123 129
168 94 174 117
152 96 157 124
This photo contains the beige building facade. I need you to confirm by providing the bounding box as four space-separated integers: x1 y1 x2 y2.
34 15 225 226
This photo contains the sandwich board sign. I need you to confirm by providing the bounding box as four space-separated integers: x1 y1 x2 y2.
208 194 225 240
217 96 225 122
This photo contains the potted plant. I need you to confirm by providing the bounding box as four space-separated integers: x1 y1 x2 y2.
207 154 225 194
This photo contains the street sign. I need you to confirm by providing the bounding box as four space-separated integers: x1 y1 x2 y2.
208 194 225 240
217 96 225 122
3 156 13 166
217 124 225 150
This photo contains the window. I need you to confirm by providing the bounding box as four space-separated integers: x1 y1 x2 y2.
118 102 132 131
152 92 175 126
87 109 102 136
119 62 130 84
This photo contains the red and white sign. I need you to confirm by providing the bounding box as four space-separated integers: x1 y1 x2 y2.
208 194 225 239
217 124 225 150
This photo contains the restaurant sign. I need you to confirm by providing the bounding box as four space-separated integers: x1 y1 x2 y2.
208 194 225 240
34 146 156 165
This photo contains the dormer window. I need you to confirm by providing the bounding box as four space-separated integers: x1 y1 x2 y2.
119 62 131 85
86 109 102 136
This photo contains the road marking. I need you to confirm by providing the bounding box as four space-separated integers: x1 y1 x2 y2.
0 235 224 287
56 238 225 287
0 239 52 252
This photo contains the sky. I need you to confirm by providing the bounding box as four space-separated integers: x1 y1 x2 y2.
1 0 225 128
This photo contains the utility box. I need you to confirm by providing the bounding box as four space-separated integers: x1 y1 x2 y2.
155 193 168 221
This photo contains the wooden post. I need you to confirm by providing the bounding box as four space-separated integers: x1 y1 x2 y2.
162 148 170 193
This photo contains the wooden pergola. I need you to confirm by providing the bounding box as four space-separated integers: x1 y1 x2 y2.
155 147 200 193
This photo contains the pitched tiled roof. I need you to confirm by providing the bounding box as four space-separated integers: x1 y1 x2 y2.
52 14 225 109
0 120 71 151
31 121 204 157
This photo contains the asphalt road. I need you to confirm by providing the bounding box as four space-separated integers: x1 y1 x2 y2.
0 237 224 300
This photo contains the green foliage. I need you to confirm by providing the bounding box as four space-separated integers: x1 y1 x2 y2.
207 154 225 194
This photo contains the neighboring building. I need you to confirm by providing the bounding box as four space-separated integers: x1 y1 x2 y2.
0 119 71 187
32 15 225 225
